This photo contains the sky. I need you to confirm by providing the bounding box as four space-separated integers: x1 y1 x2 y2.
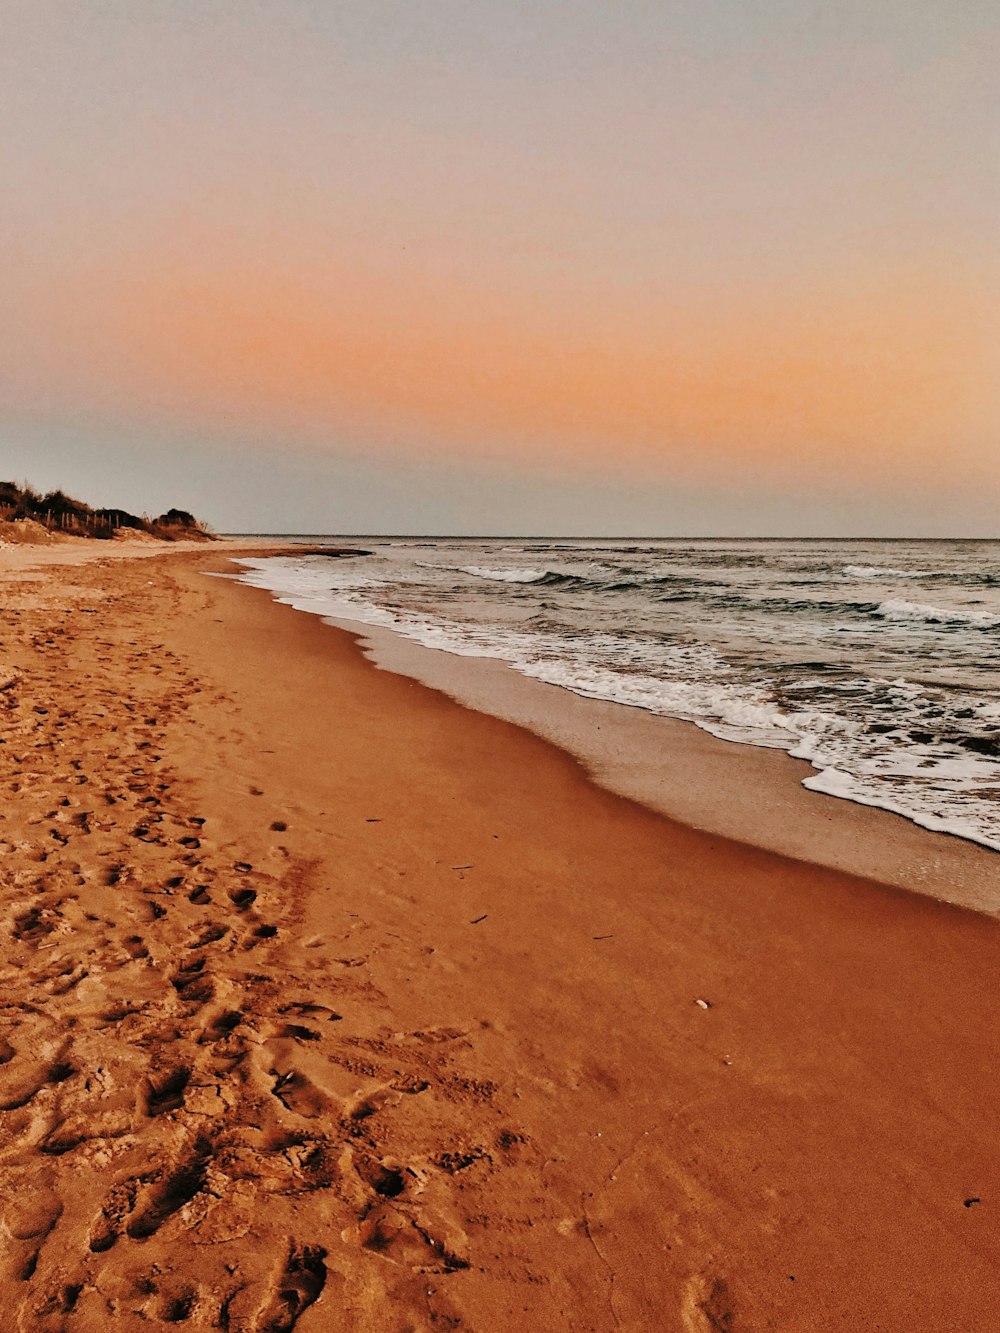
2 0 997 535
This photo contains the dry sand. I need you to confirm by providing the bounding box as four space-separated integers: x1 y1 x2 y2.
1 543 998 1331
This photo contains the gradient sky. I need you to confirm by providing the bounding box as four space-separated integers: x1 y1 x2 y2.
2 1 997 534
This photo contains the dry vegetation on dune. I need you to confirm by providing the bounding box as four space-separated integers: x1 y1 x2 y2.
0 481 215 543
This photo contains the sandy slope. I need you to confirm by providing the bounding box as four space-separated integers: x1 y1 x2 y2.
1 546 998 1331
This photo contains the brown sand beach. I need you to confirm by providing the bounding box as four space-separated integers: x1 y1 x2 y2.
1 542 999 1331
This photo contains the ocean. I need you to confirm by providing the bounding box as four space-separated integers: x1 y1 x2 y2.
233 538 1000 853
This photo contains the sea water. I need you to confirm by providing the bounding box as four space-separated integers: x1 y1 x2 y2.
234 539 1000 853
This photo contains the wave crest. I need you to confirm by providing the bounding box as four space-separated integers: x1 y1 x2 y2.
845 564 928 579
459 566 550 584
874 598 1000 628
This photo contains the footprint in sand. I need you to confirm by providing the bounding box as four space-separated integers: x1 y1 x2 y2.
190 922 229 947
201 1010 243 1044
0 1054 74 1112
4 1189 63 1242
355 1204 470 1274
268 1070 337 1120
171 962 215 1008
279 1001 342 1023
154 1287 199 1323
126 1150 209 1239
143 1067 191 1117
279 1023 320 1043
255 1243 327 1332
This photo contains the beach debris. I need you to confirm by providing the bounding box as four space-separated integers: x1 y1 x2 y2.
470 914 488 925
452 864 474 871
964 1197 982 1208
593 934 614 941
694 998 712 1010
366 817 382 823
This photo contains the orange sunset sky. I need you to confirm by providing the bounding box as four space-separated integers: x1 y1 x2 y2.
2 1 998 534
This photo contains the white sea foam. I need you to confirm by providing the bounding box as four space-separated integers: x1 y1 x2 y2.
513 656 796 748
875 598 1000 628
801 767 999 851
845 564 928 579
458 566 549 583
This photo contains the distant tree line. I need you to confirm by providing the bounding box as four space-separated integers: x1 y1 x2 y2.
0 481 214 541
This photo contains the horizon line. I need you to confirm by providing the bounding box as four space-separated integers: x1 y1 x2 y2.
221 532 1000 543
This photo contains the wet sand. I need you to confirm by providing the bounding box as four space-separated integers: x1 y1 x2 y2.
321 616 1000 913
1 543 998 1331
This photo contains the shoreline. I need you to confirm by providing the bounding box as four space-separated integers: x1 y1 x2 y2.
1 543 999 1329
228 550 999 915
330 616 1000 913
215 545 996 909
